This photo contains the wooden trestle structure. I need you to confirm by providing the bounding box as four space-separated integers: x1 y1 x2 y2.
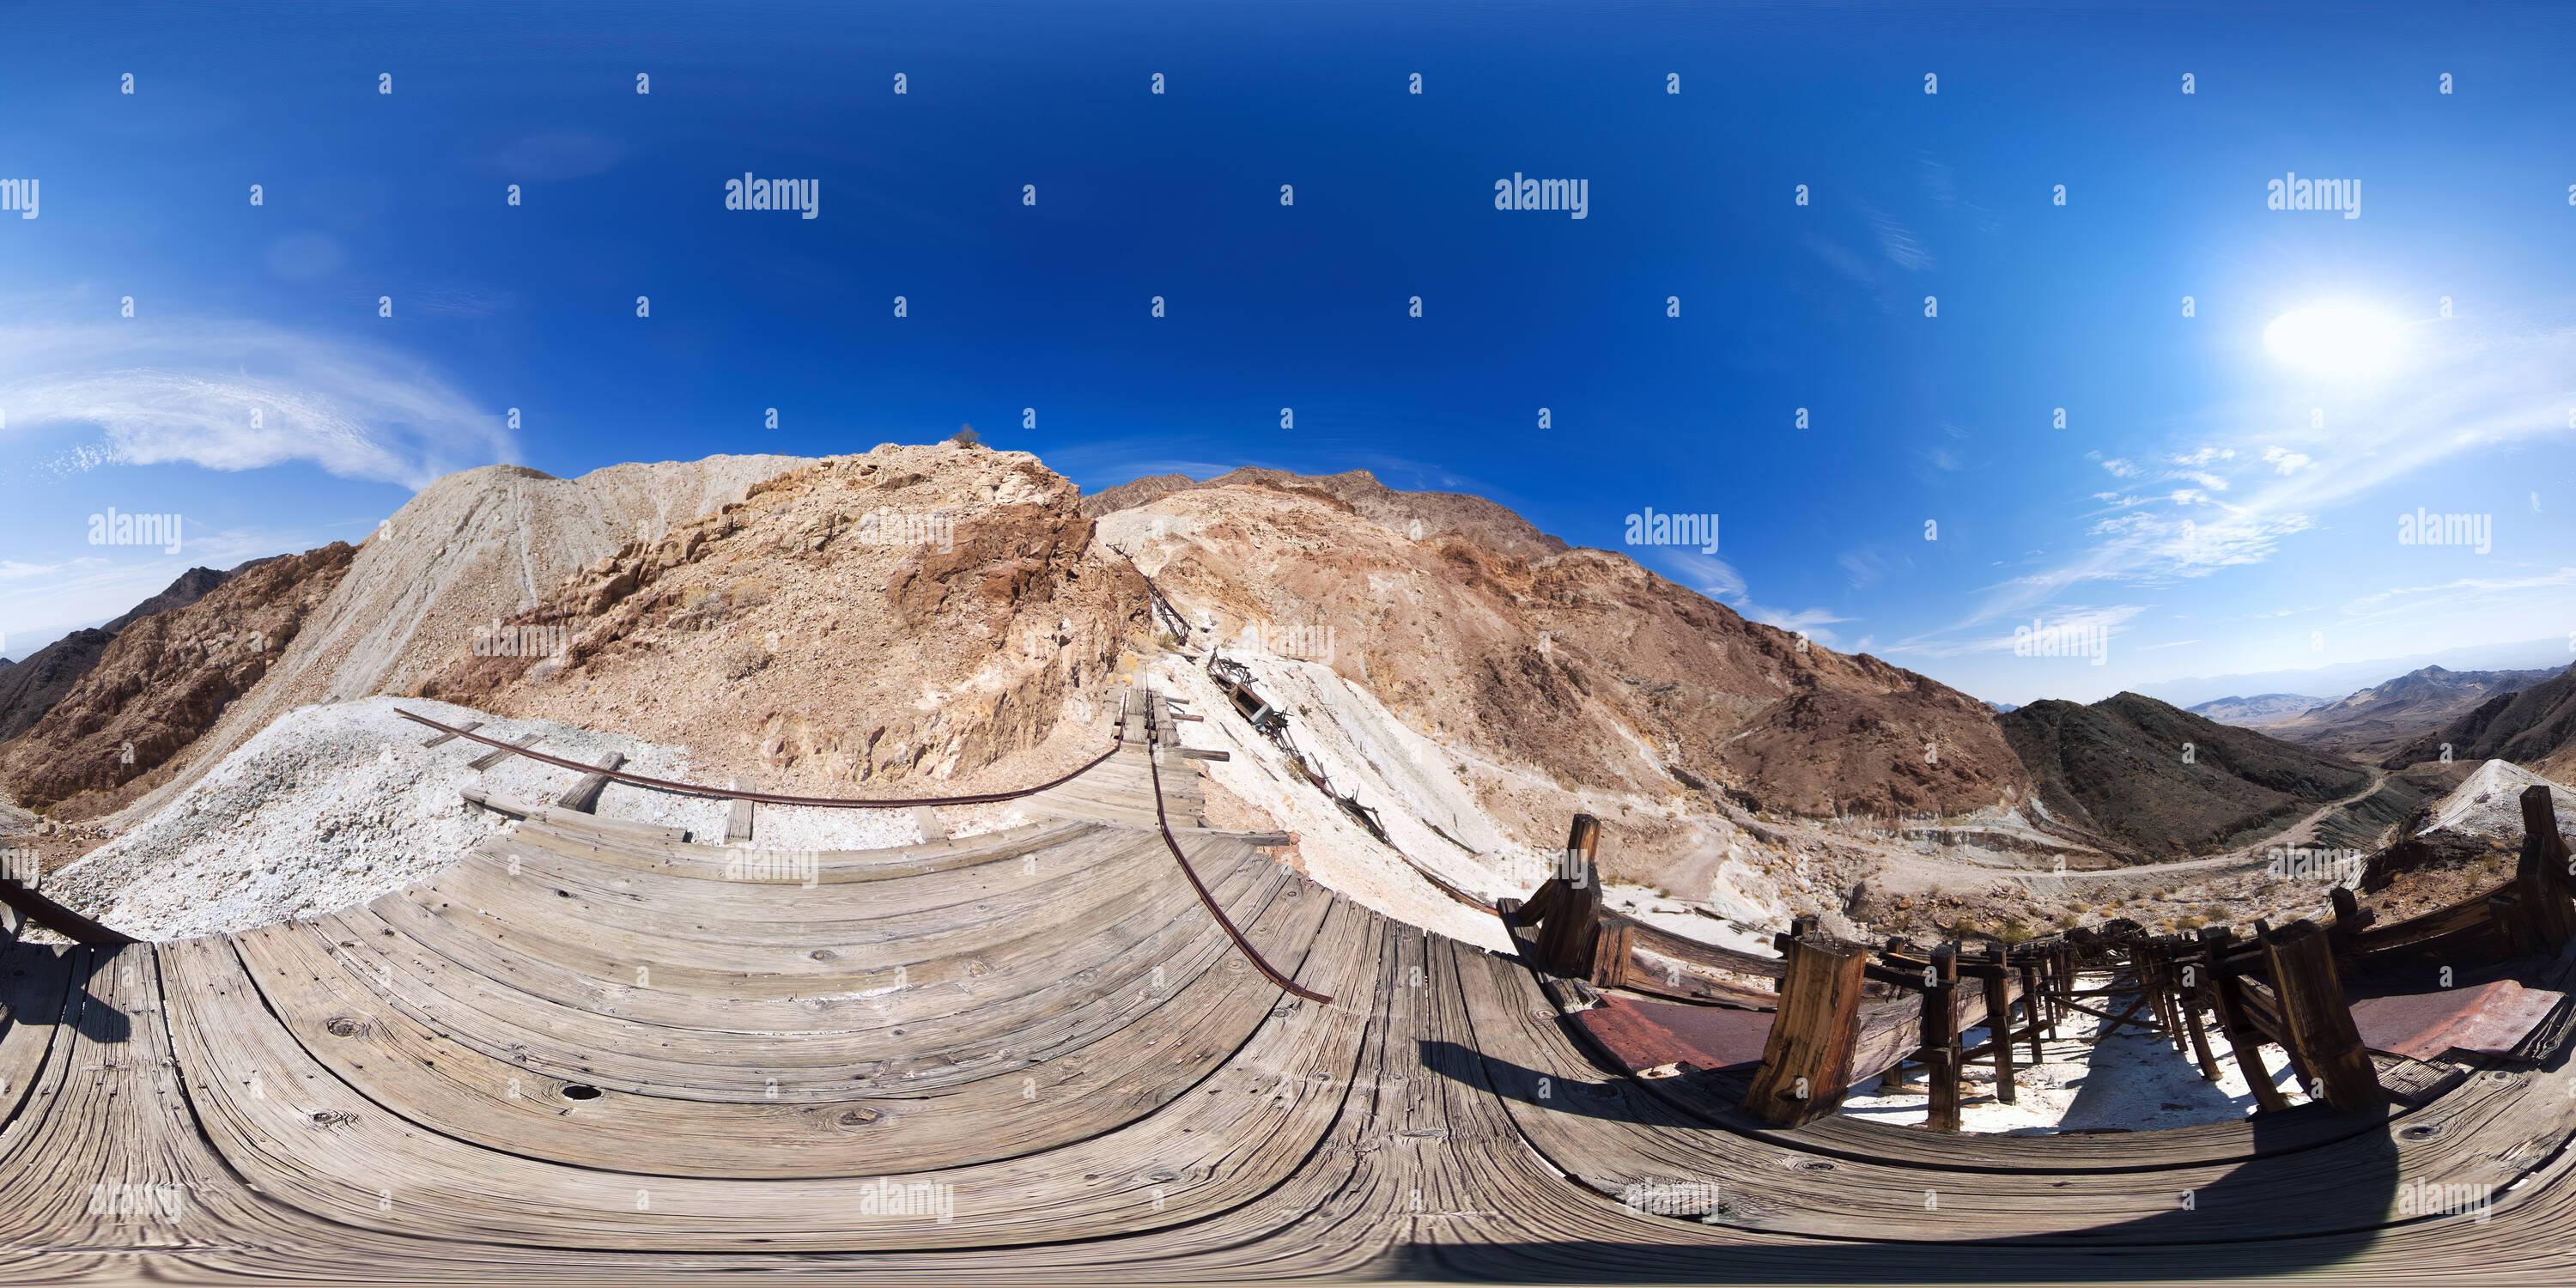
7 700 2576 1282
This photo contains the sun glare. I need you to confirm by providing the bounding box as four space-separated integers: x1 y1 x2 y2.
2262 302 2403 374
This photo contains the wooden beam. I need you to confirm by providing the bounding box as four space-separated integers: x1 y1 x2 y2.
2201 929 2291 1113
1740 933 1869 1127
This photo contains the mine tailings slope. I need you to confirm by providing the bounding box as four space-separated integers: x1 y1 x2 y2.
92 453 814 829
2001 692 2374 861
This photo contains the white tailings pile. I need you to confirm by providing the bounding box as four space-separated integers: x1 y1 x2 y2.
2421 759 2576 841
1139 650 1794 957
48 696 921 941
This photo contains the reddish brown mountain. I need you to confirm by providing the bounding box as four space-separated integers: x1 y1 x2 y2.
0 545 356 817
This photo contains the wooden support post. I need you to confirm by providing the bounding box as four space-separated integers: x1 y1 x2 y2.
1741 933 1869 1127
724 779 755 844
2516 787 2576 952
2491 891 2532 959
1981 950 2017 1104
2020 963 2047 1067
2174 953 2226 1083
1923 943 1963 1131
2259 920 2385 1114
2200 928 2291 1114
2328 885 2366 958
1534 815 1603 976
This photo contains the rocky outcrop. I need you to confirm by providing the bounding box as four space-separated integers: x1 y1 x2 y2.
419 445 1145 794
1088 477 2030 854
0 545 356 816
1084 468 1570 563
0 566 237 742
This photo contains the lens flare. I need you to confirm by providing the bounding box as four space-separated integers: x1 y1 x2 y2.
2263 303 2403 374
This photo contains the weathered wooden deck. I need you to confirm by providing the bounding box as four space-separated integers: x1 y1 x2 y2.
5 746 2576 1281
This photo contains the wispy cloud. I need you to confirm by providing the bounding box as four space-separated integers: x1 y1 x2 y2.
1945 317 2576 641
0 315 514 488
1646 550 1856 647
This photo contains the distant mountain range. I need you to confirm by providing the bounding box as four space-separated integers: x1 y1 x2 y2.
2184 693 2329 726
2128 638 2573 711
2185 665 2566 762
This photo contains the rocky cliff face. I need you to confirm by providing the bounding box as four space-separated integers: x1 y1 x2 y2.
418 445 1145 794
0 545 356 816
1089 477 2030 849
0 565 237 742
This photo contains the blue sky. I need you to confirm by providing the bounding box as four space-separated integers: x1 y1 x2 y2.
4 1 2573 707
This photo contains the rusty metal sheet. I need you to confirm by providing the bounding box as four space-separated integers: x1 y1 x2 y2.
1569 993 1774 1075
2348 980 2566 1061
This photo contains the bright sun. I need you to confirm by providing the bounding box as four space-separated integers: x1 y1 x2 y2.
2262 302 2403 374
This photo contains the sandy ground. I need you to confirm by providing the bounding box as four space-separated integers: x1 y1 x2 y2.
1838 984 2312 1133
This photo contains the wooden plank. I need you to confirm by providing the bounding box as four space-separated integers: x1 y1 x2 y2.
467 733 542 772
418 719 484 748
554 751 628 813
